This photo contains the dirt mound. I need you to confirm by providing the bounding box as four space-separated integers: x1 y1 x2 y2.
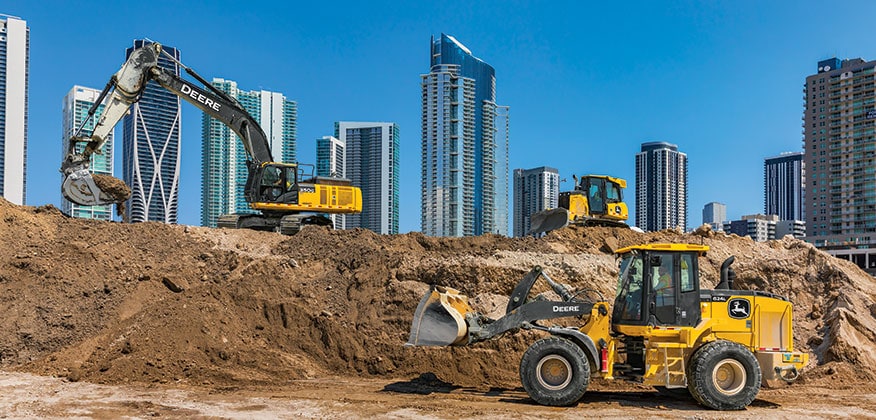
1 198 875 388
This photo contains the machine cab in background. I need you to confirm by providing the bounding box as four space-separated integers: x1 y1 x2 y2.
612 244 707 329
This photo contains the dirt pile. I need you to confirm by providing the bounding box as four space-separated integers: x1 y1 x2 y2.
1 198 875 389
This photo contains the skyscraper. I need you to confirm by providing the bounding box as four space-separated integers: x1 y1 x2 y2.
316 135 346 230
335 122 399 235
0 15 28 205
635 141 687 232
123 39 181 223
804 57 876 273
61 86 113 220
421 33 509 237
201 78 297 227
702 202 726 231
764 152 804 221
513 167 559 237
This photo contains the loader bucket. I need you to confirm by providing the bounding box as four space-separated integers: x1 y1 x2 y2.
527 208 571 236
407 285 474 347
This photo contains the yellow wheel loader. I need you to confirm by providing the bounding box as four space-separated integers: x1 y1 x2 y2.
407 244 808 410
527 175 629 236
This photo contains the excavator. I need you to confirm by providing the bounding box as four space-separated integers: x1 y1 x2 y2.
408 244 808 410
528 174 629 236
60 42 361 235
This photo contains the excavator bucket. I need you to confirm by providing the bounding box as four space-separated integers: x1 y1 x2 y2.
527 208 571 236
407 285 475 347
61 168 132 206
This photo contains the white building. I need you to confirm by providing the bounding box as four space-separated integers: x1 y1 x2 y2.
0 15 28 205
513 167 559 237
635 142 687 231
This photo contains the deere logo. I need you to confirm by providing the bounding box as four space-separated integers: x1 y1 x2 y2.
728 298 750 319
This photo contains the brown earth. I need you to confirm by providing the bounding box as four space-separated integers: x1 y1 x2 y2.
1 197 876 414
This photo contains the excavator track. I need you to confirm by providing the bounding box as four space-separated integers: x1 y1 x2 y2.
278 215 303 235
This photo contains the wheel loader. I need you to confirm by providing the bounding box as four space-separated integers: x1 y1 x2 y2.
407 244 808 410
528 175 629 236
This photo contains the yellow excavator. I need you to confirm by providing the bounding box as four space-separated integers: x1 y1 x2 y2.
408 244 808 410
60 41 361 234
528 175 628 236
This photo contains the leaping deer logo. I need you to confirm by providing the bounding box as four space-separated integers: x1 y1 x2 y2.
728 299 750 319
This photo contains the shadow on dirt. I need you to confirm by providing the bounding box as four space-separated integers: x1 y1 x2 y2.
382 373 461 395
384 376 781 411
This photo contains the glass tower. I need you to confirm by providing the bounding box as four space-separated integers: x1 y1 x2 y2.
764 152 804 221
61 86 113 220
0 15 28 205
334 122 400 234
200 78 297 227
635 141 688 232
421 33 509 237
122 39 181 223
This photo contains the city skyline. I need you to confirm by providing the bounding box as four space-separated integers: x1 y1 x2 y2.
6 2 876 234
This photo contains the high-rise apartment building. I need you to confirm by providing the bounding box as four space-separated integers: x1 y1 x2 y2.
334 122 399 235
200 78 297 228
804 57 876 273
421 33 509 237
122 39 181 223
61 86 113 220
702 202 726 231
316 135 346 230
513 166 559 237
635 142 687 232
0 15 28 205
764 152 804 221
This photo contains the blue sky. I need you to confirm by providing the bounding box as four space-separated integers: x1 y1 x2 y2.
4 1 876 233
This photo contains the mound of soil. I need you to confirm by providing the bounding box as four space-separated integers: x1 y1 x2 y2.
1 198 875 389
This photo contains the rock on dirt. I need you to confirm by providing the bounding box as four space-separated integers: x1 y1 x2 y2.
1 198 875 390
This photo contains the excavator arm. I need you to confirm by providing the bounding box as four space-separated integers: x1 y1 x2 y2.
61 42 273 206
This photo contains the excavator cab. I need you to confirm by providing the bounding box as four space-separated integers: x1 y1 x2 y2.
250 162 301 204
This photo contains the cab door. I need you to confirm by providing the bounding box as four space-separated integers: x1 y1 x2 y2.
675 252 701 327
649 251 701 327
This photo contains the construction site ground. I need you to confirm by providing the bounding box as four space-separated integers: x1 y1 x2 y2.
2 198 876 418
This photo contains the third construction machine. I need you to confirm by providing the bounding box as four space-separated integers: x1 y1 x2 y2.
528 174 629 236
60 42 361 234
408 244 808 410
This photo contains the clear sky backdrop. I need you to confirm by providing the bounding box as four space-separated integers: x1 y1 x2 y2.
4 1 876 233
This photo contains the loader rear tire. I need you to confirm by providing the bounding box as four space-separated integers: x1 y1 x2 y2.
688 340 761 410
520 337 590 406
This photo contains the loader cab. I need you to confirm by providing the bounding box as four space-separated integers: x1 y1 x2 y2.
612 244 707 330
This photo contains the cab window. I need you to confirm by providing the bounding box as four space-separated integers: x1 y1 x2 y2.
680 254 695 293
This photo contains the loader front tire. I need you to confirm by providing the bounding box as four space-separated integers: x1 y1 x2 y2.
520 337 590 406
688 340 761 410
